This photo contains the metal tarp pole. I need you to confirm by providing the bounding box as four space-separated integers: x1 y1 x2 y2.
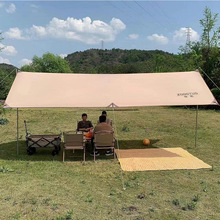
17 108 19 154
16 69 19 155
195 105 198 148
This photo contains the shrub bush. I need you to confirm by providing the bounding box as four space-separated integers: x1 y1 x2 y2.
0 118 9 125
211 88 220 100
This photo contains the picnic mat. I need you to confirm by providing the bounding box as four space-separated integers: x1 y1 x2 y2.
115 148 211 171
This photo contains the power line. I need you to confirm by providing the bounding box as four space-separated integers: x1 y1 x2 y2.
153 1 184 30
133 1 168 31
115 1 151 29
109 1 170 34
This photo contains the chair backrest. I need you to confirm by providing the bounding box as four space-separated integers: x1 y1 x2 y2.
63 133 84 146
94 131 114 147
97 119 113 126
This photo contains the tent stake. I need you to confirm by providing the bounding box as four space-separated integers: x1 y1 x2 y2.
195 105 198 148
17 108 19 155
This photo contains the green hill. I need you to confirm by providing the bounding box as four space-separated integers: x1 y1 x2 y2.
0 63 17 72
65 49 196 73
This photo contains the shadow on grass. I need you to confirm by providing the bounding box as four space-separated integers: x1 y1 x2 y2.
0 139 160 162
118 139 160 149
0 141 62 162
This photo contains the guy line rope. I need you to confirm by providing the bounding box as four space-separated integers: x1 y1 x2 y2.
0 68 17 85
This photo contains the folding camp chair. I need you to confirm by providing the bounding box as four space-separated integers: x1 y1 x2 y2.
24 120 61 156
93 130 116 161
63 132 86 162
97 119 113 126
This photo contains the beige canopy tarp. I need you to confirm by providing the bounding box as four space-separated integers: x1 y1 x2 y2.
4 70 218 108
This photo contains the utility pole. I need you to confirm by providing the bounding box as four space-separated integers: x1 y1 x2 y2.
101 40 104 50
185 27 192 53
186 27 191 44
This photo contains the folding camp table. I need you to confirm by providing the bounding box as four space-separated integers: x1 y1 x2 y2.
24 120 61 155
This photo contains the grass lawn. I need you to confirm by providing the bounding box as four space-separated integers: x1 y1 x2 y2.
0 106 220 220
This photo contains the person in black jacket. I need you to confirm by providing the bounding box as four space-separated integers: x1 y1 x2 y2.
77 113 93 132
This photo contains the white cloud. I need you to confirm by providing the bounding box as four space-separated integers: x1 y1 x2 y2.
0 43 17 56
59 54 67 59
29 25 47 38
6 3 16 14
0 56 10 64
129 34 139 40
5 27 27 40
110 18 126 34
30 4 39 9
0 3 4 8
5 16 126 44
147 34 169 45
173 27 200 44
20 59 32 66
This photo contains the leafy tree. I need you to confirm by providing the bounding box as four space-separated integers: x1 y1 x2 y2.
0 33 17 100
0 64 17 99
200 7 220 48
0 104 9 125
179 7 220 89
21 53 72 73
199 7 220 88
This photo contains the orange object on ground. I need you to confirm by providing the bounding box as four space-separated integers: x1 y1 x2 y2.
143 139 150 146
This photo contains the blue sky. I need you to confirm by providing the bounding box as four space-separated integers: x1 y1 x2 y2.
0 1 220 67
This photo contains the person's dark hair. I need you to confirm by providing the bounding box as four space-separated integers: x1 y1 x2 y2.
82 113 87 117
99 115 106 123
102 111 107 115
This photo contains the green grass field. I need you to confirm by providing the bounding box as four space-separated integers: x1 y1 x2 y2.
0 107 220 220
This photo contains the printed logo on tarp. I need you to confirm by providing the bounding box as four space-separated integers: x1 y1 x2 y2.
177 92 198 98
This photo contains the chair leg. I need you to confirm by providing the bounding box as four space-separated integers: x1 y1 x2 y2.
84 147 85 162
113 148 116 160
94 147 95 162
63 149 65 162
